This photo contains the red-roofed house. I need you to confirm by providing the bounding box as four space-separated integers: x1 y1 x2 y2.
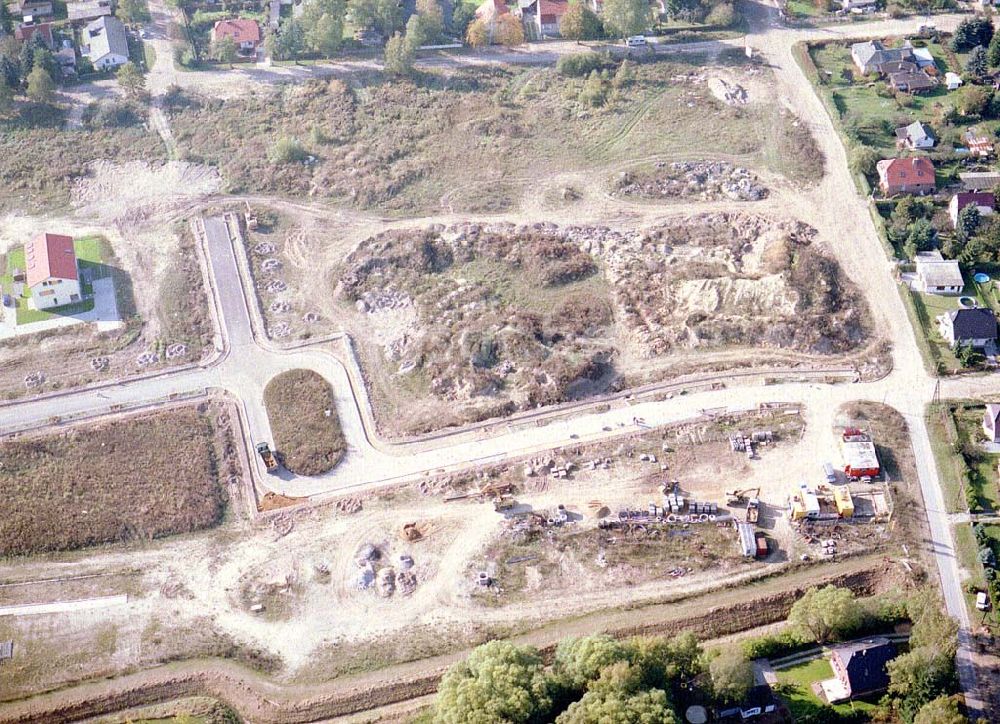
211 18 261 55
530 0 569 35
876 157 936 196
25 233 81 310
14 22 54 49
949 192 995 227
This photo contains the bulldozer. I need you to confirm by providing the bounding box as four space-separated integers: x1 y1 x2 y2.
726 487 760 506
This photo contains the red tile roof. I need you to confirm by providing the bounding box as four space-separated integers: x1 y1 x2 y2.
14 22 53 47
26 233 78 288
879 157 935 190
476 0 510 18
538 0 569 21
212 18 261 46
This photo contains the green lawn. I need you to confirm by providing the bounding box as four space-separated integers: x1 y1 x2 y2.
927 404 968 513
953 405 1000 512
786 0 827 18
1 235 108 325
775 657 880 721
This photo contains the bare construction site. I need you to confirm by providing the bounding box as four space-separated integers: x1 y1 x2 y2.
0 9 987 723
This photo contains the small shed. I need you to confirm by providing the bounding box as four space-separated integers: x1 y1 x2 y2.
834 486 855 518
946 71 963 90
0 640 12 663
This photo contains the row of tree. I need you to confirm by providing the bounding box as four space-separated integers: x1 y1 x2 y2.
425 585 962 723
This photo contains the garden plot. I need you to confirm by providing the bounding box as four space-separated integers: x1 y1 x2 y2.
336 215 871 435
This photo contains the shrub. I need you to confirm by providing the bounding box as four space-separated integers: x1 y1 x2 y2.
269 136 309 164
557 52 609 77
740 629 811 660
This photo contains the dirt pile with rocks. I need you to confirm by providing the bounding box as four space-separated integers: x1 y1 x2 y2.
613 161 768 202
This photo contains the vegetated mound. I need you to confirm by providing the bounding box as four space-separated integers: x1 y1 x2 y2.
263 369 345 476
612 160 768 201
336 223 617 418
593 212 869 356
0 405 230 556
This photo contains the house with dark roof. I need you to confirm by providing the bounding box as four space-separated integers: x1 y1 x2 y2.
851 40 915 75
983 404 1000 442
938 307 999 348
889 68 936 94
821 637 897 702
715 684 789 722
949 191 995 227
876 157 936 196
895 121 935 150
25 233 81 311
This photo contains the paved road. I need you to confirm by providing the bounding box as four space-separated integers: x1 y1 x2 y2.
2 3 990 712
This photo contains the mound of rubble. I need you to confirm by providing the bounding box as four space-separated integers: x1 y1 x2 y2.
613 161 768 202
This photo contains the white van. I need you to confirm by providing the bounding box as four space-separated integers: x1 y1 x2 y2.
626 36 647 47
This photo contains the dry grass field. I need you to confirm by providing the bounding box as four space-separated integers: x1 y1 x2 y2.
0 403 233 557
166 54 820 216
263 369 345 476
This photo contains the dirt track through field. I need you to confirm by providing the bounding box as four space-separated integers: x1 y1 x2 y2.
0 556 890 723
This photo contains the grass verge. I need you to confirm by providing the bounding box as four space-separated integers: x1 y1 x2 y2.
263 369 345 476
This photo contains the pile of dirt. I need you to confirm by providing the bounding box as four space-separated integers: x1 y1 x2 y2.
613 161 768 202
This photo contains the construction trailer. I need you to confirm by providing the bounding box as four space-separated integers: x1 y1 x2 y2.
735 521 756 557
788 483 821 521
840 428 880 479
833 486 855 518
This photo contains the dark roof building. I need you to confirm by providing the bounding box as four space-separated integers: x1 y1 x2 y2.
829 637 897 698
716 684 788 722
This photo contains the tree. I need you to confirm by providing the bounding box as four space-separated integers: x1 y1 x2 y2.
433 640 553 724
347 0 403 38
887 646 957 723
709 649 754 705
560 3 603 42
555 662 678 724
115 61 146 97
451 0 477 38
302 0 346 57
705 2 736 26
0 55 17 90
787 585 862 644
26 65 54 102
958 84 991 116
958 203 982 242
19 38 35 80
211 35 239 66
116 0 151 25
990 32 1000 68
602 0 649 39
967 45 989 81
0 2 11 34
0 77 12 117
903 218 935 259
268 17 305 62
416 0 445 44
269 136 309 163
495 13 524 46
465 19 489 47
914 695 965 724
554 635 629 690
848 144 878 177
383 31 415 75
952 16 994 53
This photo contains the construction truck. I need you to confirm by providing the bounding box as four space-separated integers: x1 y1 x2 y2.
727 487 760 506
746 497 760 524
494 495 516 512
255 442 278 473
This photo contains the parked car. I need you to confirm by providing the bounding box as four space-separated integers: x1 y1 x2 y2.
626 36 647 47
977 591 990 611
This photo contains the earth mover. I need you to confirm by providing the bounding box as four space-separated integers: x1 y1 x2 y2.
256 442 279 473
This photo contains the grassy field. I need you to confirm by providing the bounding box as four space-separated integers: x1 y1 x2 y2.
0 404 230 557
0 105 165 214
263 369 345 476
0 236 110 325
774 657 880 721
167 54 821 216
926 403 968 513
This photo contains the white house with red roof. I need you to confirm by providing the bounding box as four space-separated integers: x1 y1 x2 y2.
211 18 262 55
25 233 81 310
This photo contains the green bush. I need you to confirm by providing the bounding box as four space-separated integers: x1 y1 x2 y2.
740 629 812 660
557 52 610 77
269 136 309 164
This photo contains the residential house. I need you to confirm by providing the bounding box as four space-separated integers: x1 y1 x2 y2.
960 171 1000 190
914 251 964 295
81 15 129 71
715 684 788 722
938 307 999 348
211 18 261 55
911 46 936 69
25 233 81 311
841 0 877 12
523 0 569 36
67 0 113 23
895 121 935 150
949 191 995 227
826 637 897 702
10 0 53 20
983 404 1000 443
14 21 53 48
889 68 936 93
850 40 914 75
964 129 994 159
876 157 936 196
946 71 963 90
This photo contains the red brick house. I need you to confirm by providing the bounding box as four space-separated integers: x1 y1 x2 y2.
876 157 936 196
211 18 261 55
